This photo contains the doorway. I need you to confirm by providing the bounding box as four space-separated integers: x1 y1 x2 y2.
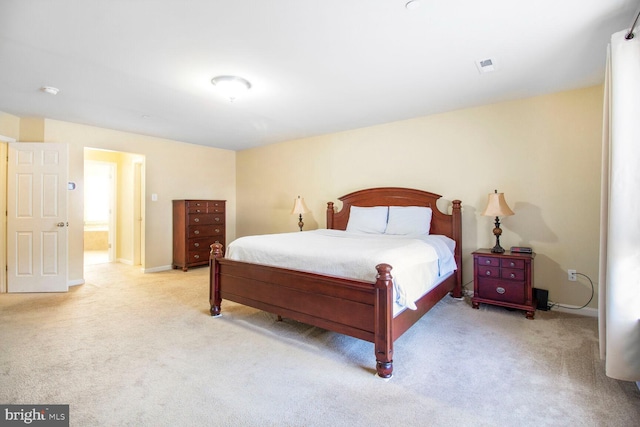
84 160 115 265
84 148 145 268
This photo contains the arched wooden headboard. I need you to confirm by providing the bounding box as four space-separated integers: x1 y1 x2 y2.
326 187 462 285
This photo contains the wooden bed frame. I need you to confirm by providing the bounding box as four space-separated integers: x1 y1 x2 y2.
209 187 462 378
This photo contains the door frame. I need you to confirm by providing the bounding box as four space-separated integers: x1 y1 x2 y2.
0 135 16 293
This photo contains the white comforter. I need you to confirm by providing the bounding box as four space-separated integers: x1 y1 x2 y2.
225 229 457 311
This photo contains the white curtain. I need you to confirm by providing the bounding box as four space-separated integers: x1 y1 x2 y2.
599 29 640 382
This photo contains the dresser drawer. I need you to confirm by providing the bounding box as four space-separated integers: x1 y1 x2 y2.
188 237 217 251
207 201 225 213
477 278 525 304
187 249 210 264
187 213 224 225
501 268 525 281
188 224 225 238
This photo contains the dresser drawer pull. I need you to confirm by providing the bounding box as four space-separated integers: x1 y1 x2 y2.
194 243 200 247
194 217 200 222
496 287 506 294
510 273 516 278
194 230 200 235
485 271 492 276
215 218 220 222
215 229 221 233
194 254 200 259
485 259 491 264
509 261 515 267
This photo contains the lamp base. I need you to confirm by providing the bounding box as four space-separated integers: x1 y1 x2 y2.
491 244 505 254
491 216 505 253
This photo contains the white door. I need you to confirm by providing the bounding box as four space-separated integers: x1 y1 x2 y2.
7 142 69 292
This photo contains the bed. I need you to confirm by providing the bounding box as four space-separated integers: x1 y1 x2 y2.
209 187 462 378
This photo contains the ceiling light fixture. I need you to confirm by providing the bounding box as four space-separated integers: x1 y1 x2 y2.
41 86 60 95
211 75 251 101
405 1 421 10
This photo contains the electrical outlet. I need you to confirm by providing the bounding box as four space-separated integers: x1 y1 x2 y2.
568 269 577 281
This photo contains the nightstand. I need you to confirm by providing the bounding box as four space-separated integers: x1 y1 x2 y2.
471 249 536 319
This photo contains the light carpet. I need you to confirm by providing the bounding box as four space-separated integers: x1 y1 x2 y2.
0 263 638 426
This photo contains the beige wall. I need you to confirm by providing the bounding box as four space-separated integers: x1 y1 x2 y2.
0 112 20 140
0 117 236 285
237 85 604 309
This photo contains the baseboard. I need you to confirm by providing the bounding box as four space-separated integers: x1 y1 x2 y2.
117 258 133 265
549 303 598 318
142 265 173 274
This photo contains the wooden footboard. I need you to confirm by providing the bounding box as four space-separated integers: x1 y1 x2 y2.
210 243 396 377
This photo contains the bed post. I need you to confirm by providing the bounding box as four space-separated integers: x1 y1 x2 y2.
326 201 335 229
209 243 224 317
374 263 394 378
451 200 463 298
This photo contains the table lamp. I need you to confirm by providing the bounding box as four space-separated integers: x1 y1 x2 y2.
291 196 310 231
481 190 514 253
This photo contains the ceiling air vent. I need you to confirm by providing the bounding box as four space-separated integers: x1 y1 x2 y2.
475 58 496 74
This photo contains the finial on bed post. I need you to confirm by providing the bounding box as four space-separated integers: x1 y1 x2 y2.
210 242 224 259
374 263 394 378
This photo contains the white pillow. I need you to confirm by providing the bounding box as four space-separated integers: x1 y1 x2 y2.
346 206 388 234
385 206 432 235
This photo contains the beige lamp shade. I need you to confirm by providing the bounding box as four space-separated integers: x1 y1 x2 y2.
482 191 514 217
291 196 309 215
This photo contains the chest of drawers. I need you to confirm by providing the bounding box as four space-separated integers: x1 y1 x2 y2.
172 200 226 271
471 249 536 319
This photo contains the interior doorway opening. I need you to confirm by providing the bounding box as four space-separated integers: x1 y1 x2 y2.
84 148 145 268
84 160 115 265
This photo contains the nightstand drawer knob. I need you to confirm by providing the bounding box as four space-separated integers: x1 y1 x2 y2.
485 259 491 264
496 287 506 294
486 271 492 276
194 217 200 222
194 243 200 247
509 262 515 267
194 230 200 235
194 254 200 259
510 273 516 278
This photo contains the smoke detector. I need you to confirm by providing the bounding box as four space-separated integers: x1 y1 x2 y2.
475 58 496 74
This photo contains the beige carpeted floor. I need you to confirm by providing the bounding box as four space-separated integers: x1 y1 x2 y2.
1 263 638 426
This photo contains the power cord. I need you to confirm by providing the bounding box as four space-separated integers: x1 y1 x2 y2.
547 272 595 310
461 279 474 297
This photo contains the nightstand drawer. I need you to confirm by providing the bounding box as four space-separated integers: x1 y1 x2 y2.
478 256 500 267
478 278 525 304
478 266 500 278
501 268 525 281
501 258 524 269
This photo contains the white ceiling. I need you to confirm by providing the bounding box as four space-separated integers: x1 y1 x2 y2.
0 0 638 151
